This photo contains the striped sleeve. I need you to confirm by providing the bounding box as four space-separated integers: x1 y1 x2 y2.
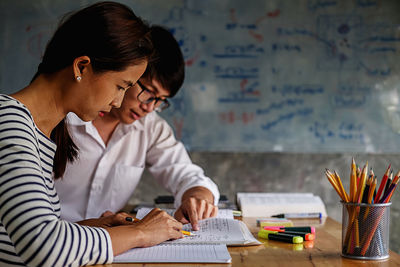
0 97 113 266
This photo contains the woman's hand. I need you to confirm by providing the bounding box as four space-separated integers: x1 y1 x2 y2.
106 208 183 255
174 187 218 230
132 208 184 247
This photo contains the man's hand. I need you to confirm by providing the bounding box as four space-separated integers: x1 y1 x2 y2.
174 187 218 230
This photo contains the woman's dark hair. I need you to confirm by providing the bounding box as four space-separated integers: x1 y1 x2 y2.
32 1 153 179
143 25 185 97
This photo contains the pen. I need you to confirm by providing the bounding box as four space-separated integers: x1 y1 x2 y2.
125 217 196 236
271 212 322 219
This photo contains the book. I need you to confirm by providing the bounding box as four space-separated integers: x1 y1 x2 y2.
136 208 261 246
114 244 231 263
237 192 327 218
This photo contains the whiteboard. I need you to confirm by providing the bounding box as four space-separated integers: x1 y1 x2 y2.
1 0 400 153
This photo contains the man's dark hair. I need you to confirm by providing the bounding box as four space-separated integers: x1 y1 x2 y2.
144 25 185 97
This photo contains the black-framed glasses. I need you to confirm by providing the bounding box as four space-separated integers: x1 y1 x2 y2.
136 81 170 112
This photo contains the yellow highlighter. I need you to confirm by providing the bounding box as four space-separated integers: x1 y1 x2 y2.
258 229 303 244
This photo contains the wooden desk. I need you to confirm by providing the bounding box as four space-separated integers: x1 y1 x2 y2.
95 217 400 266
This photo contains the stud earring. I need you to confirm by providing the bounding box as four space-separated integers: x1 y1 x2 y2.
76 76 82 82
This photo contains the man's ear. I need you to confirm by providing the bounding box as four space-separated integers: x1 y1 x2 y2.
72 56 91 80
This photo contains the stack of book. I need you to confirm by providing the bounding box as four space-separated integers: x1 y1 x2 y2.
237 192 327 218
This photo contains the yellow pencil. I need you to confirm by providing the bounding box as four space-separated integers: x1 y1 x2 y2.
355 162 368 203
325 169 345 201
181 230 197 236
334 171 349 202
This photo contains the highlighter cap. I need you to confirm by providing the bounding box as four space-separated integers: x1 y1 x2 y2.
293 236 303 244
305 233 315 241
258 230 269 239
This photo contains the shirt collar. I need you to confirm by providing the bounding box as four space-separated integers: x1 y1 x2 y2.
65 112 146 131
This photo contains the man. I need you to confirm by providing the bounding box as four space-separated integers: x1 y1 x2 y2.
55 25 219 230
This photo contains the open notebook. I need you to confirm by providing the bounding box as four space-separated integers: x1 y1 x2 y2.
114 244 231 263
136 208 260 246
114 208 257 263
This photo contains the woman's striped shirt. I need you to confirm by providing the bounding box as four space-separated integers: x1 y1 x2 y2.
0 95 113 266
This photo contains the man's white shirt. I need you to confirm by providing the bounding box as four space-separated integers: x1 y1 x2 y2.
55 112 220 222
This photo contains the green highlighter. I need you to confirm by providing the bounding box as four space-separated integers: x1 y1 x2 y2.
258 229 303 244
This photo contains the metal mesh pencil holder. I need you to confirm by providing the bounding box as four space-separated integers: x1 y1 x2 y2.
341 201 391 260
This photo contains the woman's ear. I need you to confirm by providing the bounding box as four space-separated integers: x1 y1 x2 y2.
72 56 91 81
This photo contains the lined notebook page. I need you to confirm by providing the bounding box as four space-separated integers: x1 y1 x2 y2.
113 244 231 263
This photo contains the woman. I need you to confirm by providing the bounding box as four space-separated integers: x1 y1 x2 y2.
0 2 183 266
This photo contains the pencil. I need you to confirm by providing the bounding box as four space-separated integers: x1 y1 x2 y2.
380 172 399 203
361 173 372 204
181 230 197 236
325 169 346 201
345 162 368 249
334 171 349 203
355 163 368 203
383 170 393 198
374 164 391 203
350 158 357 202
363 176 377 220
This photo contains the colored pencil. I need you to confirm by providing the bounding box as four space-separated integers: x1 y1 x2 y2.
374 164 391 203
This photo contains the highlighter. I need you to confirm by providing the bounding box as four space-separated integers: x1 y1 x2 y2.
261 229 314 241
278 230 314 241
258 229 303 244
264 226 315 234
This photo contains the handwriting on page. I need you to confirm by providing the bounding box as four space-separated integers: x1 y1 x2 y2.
166 218 246 244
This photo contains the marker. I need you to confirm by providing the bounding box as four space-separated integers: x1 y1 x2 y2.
258 229 303 244
125 217 196 236
263 226 315 234
262 229 314 241
271 212 322 219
